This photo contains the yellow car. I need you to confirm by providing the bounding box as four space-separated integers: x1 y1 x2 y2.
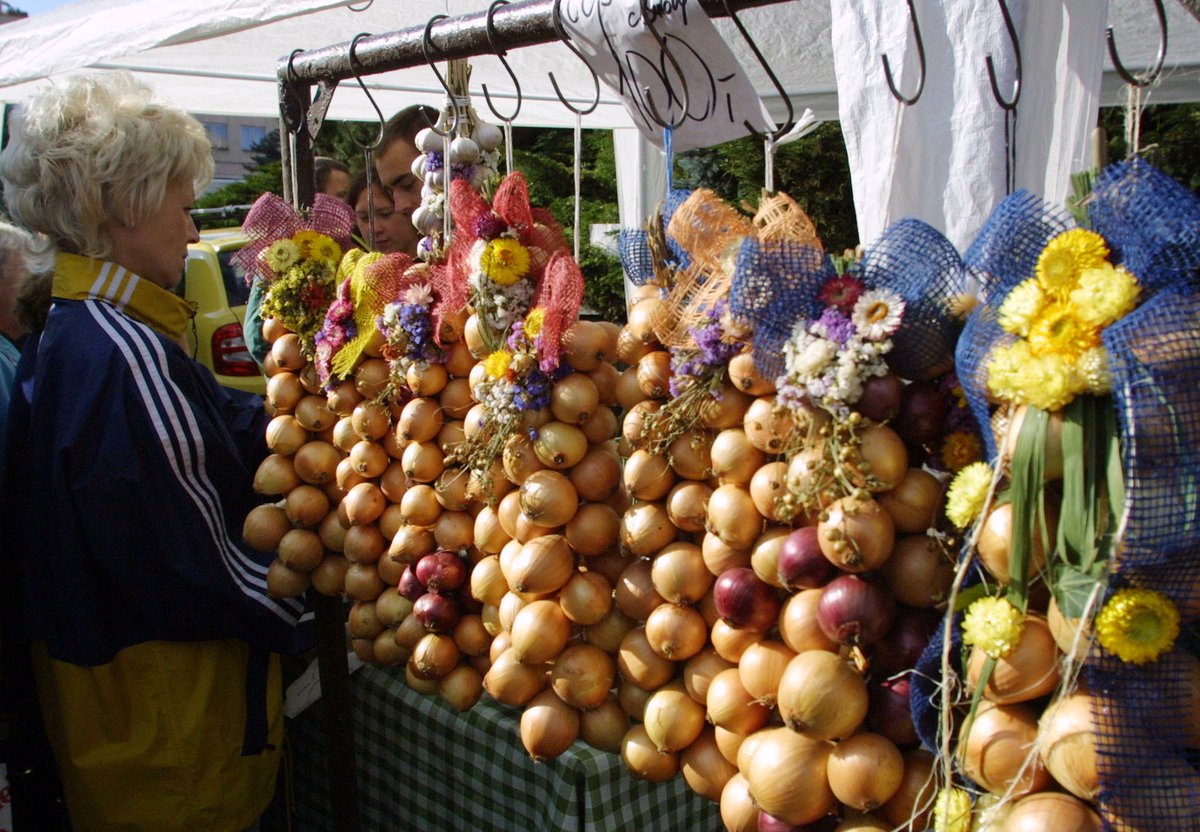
182 226 266 394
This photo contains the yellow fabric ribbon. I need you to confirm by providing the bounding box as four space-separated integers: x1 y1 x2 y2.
330 249 392 379
52 253 197 342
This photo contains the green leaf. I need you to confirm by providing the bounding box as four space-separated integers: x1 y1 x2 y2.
1007 407 1048 613
957 655 997 768
1052 562 1105 620
953 582 992 613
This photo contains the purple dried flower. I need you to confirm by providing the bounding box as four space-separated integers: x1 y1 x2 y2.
424 151 445 172
816 308 855 345
473 212 508 241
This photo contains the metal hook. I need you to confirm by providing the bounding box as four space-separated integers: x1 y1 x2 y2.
882 0 926 106
347 33 386 151
1107 0 1168 87
720 0 794 141
281 49 307 135
548 0 600 116
640 3 691 130
480 0 523 123
420 15 461 137
985 0 1021 111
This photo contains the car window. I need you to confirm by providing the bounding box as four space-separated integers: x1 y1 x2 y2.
219 249 252 307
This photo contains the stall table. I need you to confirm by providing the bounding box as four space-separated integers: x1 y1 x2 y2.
266 664 722 831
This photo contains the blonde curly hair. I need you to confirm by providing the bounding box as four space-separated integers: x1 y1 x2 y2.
0 72 213 260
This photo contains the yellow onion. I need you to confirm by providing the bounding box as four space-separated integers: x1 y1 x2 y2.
845 425 908 493
326 380 364 417
625 298 663 343
817 496 895 573
332 415 360 452
644 603 707 661
976 501 1056 585
379 461 408 503
720 773 760 832
708 485 764 550
266 370 304 412
1037 688 1099 801
777 650 868 741
342 482 386 527
561 320 610 371
710 618 763 664
284 484 330 529
651 542 712 605
569 446 622 503
728 352 775 396
350 400 391 442
699 382 753 430
580 405 619 444
643 679 707 754
438 664 483 712
508 534 574 596
438 379 474 423
520 689 580 762
702 532 751 576
532 421 588 469
827 732 904 811
481 605 503 639
269 332 304 370
400 483 441 527
879 468 944 533
433 511 472 552
617 679 652 720
342 523 386 564
519 469 579 528
379 503 405 543
750 526 791 589
667 429 713 481
636 350 673 399
583 608 635 654
266 558 311 598
624 449 676 502
679 728 738 802
579 695 628 754
683 648 734 705
744 727 836 825
749 462 789 522
411 632 460 680
243 503 291 552
617 626 676 690
735 729 769 776
620 502 676 557
1046 595 1093 663
714 726 745 768
372 628 409 667
510 599 572 664
293 440 341 485
309 554 349 596
620 399 659 448
743 397 792 455
558 571 613 625
778 589 839 654
277 528 325 573
1002 405 1065 481
497 591 528 634
469 555 507 607
386 524 435 564
1002 791 1101 832
666 481 712 534
550 372 600 424
615 558 665 622
434 468 471 512
967 613 1061 704
737 640 796 707
621 723 679 782
401 440 444 483
406 361 447 398
441 339 473 378
565 503 620 557
343 562 386 601
959 700 1051 797
318 510 348 553
484 648 547 706
375 588 414 628
616 324 653 364
335 457 368 494
706 667 770 735
496 491 524 540
266 414 309 456
615 366 650 411
550 643 614 710
397 396 443 442
880 535 955 608
710 429 768 486
880 749 936 829
502 433 546 485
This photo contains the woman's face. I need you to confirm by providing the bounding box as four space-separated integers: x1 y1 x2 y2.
107 178 200 290
355 182 414 255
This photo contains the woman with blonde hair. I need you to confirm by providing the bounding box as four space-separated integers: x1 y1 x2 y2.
0 72 310 832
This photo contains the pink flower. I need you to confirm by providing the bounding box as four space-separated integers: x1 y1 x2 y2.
819 275 866 313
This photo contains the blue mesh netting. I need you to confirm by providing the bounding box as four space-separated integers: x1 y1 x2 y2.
953 191 1073 460
729 238 834 381
1089 157 1200 291
618 189 693 286
860 218 966 382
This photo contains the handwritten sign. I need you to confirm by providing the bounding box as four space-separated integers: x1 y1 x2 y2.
560 0 773 151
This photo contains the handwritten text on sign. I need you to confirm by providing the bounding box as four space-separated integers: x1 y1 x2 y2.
560 0 772 151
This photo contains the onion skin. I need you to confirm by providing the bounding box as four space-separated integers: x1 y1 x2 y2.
706 667 771 735
621 724 679 782
816 575 896 647
777 526 839 591
617 627 677 690
720 774 760 832
879 534 954 608
1001 792 1101 832
643 680 707 754
777 650 869 741
579 695 628 754
967 613 1061 705
713 567 781 633
870 605 940 678
880 748 936 829
866 675 919 748
744 727 836 826
520 689 580 762
958 701 1051 797
550 643 615 710
681 727 739 802
1037 688 1099 801
817 496 894 573
826 732 904 811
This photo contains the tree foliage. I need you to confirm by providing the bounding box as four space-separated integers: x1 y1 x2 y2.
1099 103 1200 192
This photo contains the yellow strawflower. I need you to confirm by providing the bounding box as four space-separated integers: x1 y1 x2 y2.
311 234 342 266
945 461 993 530
1096 588 1179 664
524 308 546 339
997 278 1046 337
1026 302 1100 359
940 431 983 473
962 596 1025 659
265 239 300 273
293 229 323 256
1015 351 1086 412
986 340 1032 405
1069 262 1141 329
483 350 513 380
1035 228 1109 300
480 238 531 286
933 786 973 832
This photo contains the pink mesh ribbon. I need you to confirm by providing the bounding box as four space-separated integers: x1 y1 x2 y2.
235 192 356 285
534 250 584 373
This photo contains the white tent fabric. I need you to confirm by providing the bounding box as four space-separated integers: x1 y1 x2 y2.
0 0 1198 247
832 0 1107 250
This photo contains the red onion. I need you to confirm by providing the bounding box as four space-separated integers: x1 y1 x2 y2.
867 674 919 747
892 381 948 447
870 605 940 678
713 567 780 633
816 575 895 647
777 527 838 590
758 812 838 832
414 591 460 633
398 564 426 602
415 549 467 592
855 371 903 422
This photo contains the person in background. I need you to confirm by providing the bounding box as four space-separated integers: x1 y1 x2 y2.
349 170 414 255
313 156 351 202
0 221 33 475
0 72 310 832
373 104 437 258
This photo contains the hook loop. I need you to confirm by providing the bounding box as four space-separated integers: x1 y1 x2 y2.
548 0 601 116
481 0 523 123
420 15 462 137
347 33 386 151
882 0 926 106
985 0 1022 111
640 2 691 130
720 0 794 141
1107 0 1168 87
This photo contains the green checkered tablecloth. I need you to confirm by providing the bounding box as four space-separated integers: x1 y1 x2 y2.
270 664 723 832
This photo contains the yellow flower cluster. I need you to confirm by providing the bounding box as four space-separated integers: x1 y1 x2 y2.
524 307 546 339
1095 587 1179 665
480 238 531 287
962 596 1025 659
987 229 1139 412
933 786 972 832
483 349 513 380
945 461 993 530
264 231 342 275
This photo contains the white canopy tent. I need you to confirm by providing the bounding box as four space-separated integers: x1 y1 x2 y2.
1 0 1198 247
